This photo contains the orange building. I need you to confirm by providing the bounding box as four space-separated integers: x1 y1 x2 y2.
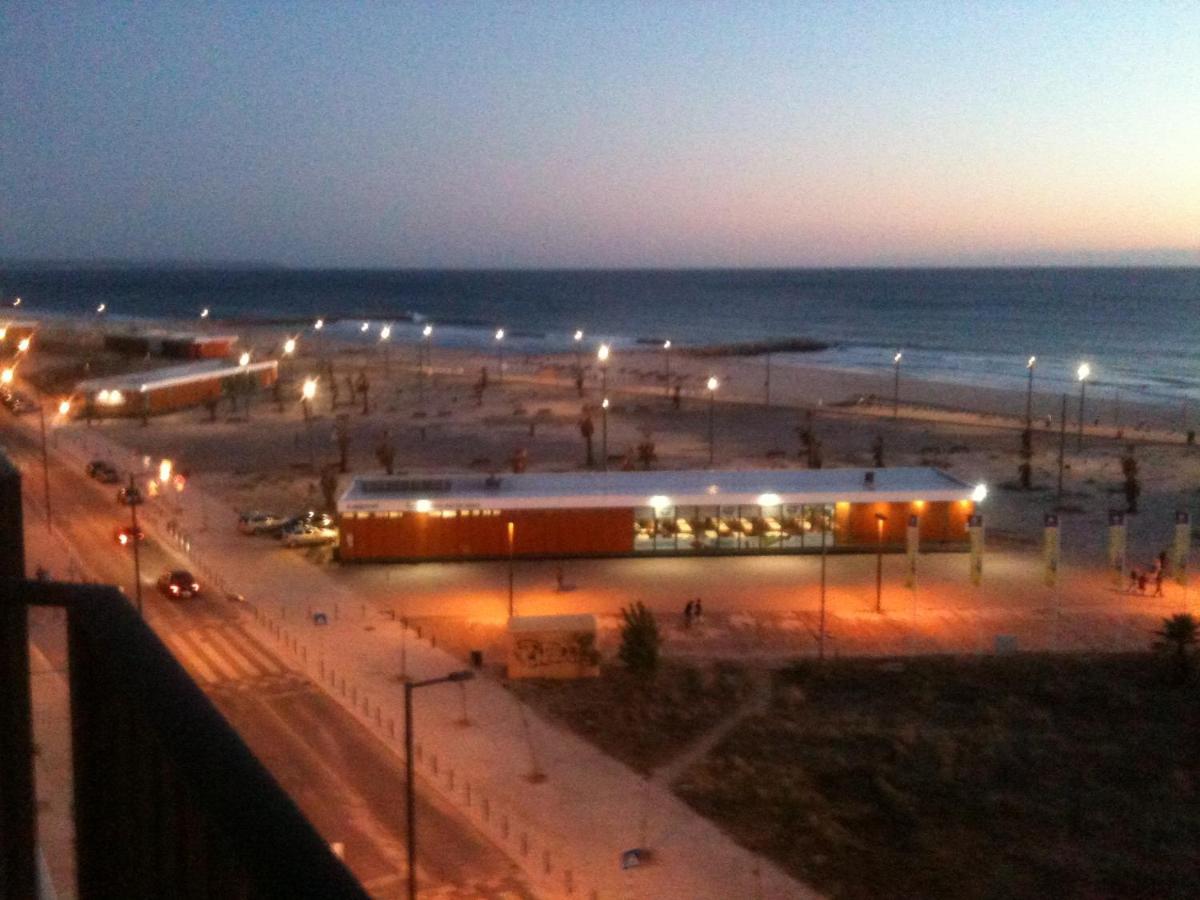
337 468 980 563
72 359 278 418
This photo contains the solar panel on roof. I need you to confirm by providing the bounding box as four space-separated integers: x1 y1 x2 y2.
358 478 453 495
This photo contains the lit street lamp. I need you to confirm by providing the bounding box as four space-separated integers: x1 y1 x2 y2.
17 337 31 353
422 324 433 375
597 342 610 399
495 329 506 383
875 513 888 613
200 307 210 319
1025 356 1036 427
573 329 584 377
706 375 719 466
95 303 106 315
1 367 13 385
379 324 392 376
120 476 146 616
1076 362 1091 451
301 378 317 469
283 337 297 356
662 339 672 396
601 397 610 472
239 351 251 367
892 351 902 418
404 670 475 900
506 521 516 616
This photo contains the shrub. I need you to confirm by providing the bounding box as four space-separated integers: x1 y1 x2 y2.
618 602 661 677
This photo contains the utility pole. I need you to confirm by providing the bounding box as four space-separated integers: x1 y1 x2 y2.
1056 394 1067 506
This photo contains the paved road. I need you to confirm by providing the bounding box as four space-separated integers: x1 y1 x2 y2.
3 419 535 900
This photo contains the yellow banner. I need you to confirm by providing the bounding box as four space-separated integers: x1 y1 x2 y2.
1043 514 1060 587
1107 511 1126 589
968 514 983 586
1175 511 1191 586
905 514 919 589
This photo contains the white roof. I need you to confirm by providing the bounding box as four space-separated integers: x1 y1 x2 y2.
75 359 278 394
338 467 974 513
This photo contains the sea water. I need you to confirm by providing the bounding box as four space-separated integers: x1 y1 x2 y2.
3 266 1197 404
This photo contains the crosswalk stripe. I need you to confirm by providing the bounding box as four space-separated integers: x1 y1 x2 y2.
221 627 287 677
203 627 258 678
163 632 218 684
184 630 241 682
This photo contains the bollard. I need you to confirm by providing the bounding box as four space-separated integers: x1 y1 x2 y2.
319 659 325 679
447 769 455 791
501 815 510 840
482 796 490 822
351 686 357 704
335 601 339 620
431 634 437 649
375 706 382 727
388 717 394 738
543 849 551 875
520 833 529 857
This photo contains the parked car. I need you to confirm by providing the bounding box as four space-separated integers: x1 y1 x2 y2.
237 511 285 535
157 570 200 599
281 523 338 547
114 525 145 546
268 510 335 537
86 460 121 483
3 390 38 415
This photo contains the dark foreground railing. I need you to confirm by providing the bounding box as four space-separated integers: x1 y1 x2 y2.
0 453 369 900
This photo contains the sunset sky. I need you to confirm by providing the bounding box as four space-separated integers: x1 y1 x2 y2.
2 2 1198 267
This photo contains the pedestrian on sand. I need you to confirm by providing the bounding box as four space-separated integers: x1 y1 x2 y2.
1137 570 1148 595
672 382 682 410
1158 549 1169 574
555 566 565 592
683 599 694 629
1154 567 1165 597
1128 567 1140 594
693 597 702 622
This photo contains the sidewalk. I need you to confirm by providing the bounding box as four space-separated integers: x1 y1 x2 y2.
43 421 817 899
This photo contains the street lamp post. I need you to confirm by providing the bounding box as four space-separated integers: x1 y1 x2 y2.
706 376 719 466
601 397 609 472
121 475 145 616
301 378 317 470
1076 362 1090 451
380 325 392 378
422 324 433 377
404 670 475 900
892 351 902 418
495 329 505 383
874 513 888 613
36 389 52 530
1025 356 1036 427
597 342 610 397
818 505 828 661
662 340 672 396
573 330 583 379
506 521 516 616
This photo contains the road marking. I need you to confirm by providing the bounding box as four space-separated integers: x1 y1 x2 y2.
162 632 218 684
184 629 241 682
203 627 258 677
221 627 287 677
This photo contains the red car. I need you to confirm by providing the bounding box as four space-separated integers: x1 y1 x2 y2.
115 525 145 546
157 570 199 599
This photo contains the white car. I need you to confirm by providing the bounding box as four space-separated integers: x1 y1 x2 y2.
281 524 338 547
238 511 284 534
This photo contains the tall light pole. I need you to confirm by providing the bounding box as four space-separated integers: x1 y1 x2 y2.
121 475 145 616
573 329 584 379
404 670 475 900
422 324 433 376
1076 362 1091 451
818 505 828 661
36 388 52 530
874 513 888 613
495 329 506 383
301 378 317 470
506 521 516 617
1025 356 1036 427
597 342 610 398
1056 394 1067 505
600 397 609 472
380 324 392 377
892 351 902 418
706 375 719 466
662 339 672 396
282 336 297 389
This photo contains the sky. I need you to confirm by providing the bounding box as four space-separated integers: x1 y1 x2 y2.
2 2 1198 268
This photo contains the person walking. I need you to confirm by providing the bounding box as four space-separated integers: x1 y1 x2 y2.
683 599 694 629
693 597 703 622
1128 567 1140 594
1154 566 1165 597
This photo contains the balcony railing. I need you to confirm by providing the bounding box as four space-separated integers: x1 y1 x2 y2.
0 451 369 899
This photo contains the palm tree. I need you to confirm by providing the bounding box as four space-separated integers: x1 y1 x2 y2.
1154 613 1197 683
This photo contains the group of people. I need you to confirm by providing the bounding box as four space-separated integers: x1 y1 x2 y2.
682 597 703 628
1128 550 1169 597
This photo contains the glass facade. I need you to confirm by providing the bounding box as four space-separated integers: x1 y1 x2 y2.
633 502 837 554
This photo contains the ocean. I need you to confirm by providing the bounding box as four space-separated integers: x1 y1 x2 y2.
3 267 1198 405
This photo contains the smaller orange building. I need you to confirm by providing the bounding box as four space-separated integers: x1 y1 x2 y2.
337 468 980 563
72 359 278 418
